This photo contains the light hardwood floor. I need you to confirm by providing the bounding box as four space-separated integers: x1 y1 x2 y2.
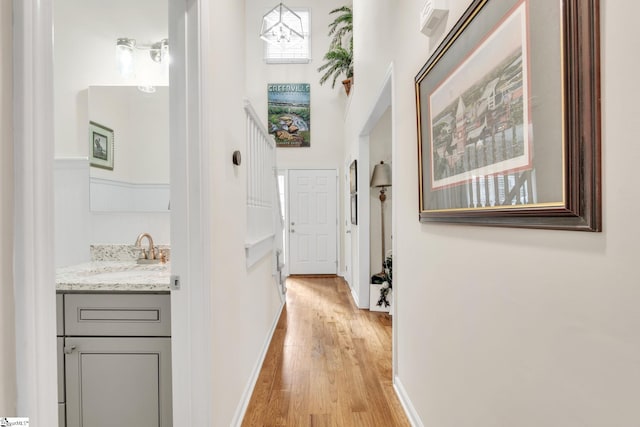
242 275 410 427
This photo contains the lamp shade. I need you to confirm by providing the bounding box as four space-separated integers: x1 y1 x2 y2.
370 161 392 188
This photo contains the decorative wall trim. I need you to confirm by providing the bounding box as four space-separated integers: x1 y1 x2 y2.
12 0 59 422
245 233 275 269
359 62 397 377
90 177 170 212
230 298 286 427
168 0 213 425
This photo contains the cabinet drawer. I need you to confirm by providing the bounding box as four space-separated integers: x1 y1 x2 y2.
64 294 170 337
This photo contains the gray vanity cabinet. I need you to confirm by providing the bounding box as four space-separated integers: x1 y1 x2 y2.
60 293 172 427
57 294 65 427
64 337 171 427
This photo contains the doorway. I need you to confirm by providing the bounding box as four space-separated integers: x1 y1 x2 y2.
13 0 206 423
287 169 338 275
357 64 396 377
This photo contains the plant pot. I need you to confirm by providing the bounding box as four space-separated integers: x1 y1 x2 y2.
369 283 391 313
342 77 353 96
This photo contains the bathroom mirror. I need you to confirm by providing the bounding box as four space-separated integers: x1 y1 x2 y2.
88 85 169 212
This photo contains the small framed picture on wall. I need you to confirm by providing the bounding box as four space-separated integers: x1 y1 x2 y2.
349 159 357 194
89 121 114 170
350 194 357 225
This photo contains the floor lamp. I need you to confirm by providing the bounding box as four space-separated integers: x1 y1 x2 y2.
370 161 392 269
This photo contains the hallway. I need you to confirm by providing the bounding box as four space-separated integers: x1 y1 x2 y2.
242 276 409 426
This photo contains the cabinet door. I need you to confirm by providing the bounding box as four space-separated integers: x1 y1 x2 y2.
65 337 172 427
59 403 66 427
58 337 64 402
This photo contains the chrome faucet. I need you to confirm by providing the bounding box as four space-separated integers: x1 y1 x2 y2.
135 232 158 263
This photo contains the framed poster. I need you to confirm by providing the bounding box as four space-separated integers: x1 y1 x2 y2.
415 0 601 231
267 83 310 147
89 121 114 170
349 159 357 194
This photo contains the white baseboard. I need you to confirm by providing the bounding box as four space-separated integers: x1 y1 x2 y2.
394 375 424 427
339 270 363 308
230 299 286 426
350 284 361 308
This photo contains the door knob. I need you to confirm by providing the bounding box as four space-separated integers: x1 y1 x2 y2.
291 222 295 226
64 345 77 354
291 229 295 233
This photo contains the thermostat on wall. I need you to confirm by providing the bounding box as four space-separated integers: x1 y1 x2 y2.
420 0 449 37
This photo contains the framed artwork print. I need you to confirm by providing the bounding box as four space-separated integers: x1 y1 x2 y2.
415 0 601 231
267 83 311 147
349 159 358 194
350 194 358 225
89 121 114 170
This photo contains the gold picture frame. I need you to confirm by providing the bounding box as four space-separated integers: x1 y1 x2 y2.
415 0 601 231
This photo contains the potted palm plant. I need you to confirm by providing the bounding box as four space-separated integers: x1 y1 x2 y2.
318 6 353 95
327 5 352 47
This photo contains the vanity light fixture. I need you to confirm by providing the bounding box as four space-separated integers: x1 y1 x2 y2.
260 3 304 44
116 38 135 76
116 37 169 77
149 39 169 63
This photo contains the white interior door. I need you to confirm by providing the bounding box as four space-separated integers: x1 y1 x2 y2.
344 160 353 285
288 169 337 274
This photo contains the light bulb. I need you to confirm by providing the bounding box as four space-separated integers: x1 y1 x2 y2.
116 38 135 77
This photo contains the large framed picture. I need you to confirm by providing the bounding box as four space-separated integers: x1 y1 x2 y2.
268 83 311 147
415 0 601 231
89 121 114 170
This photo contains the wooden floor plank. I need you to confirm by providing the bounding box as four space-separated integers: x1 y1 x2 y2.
242 276 409 427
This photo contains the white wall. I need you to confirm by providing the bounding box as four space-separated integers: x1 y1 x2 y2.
54 158 91 267
90 212 171 245
341 0 396 305
54 0 168 157
205 2 284 425
0 0 16 415
245 0 348 171
245 0 349 273
346 0 640 425
54 0 170 249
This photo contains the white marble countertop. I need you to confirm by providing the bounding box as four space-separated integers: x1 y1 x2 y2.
56 261 171 292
